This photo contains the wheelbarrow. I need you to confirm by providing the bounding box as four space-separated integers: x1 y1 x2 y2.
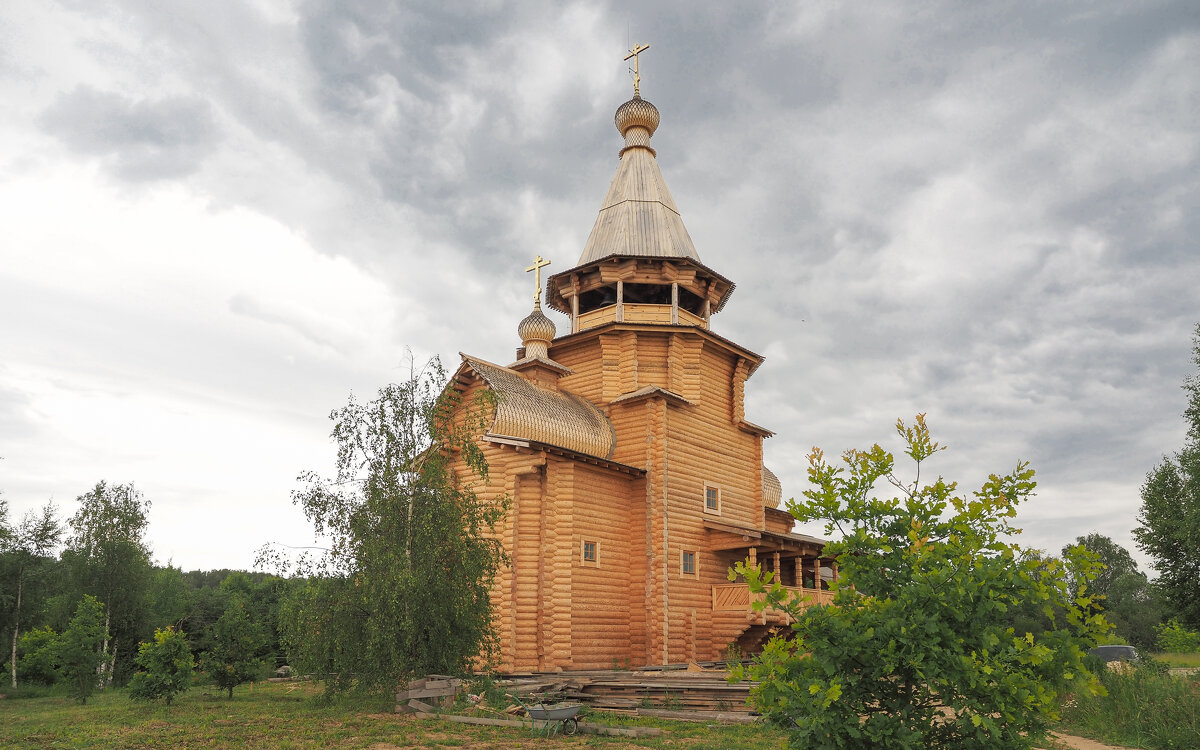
509 692 582 735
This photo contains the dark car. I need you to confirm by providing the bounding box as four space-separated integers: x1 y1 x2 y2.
1087 644 1140 664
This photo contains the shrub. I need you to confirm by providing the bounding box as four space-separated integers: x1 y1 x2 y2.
55 595 108 704
201 597 265 699
737 416 1107 750
1156 619 1200 653
16 627 60 685
128 627 194 705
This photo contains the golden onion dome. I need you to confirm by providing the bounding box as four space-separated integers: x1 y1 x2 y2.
614 94 660 138
518 303 556 359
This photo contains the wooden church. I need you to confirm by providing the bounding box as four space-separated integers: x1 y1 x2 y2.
448 54 834 672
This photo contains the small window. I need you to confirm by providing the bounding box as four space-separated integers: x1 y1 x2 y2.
681 550 697 576
704 485 721 515
581 540 598 566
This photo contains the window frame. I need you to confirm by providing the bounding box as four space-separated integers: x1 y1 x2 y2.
703 483 722 515
581 539 599 567
681 549 698 577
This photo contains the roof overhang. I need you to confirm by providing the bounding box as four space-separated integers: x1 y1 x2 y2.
610 384 695 408
545 255 736 317
548 320 765 378
482 434 645 477
704 518 827 555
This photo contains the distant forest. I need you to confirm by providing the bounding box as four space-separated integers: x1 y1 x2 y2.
2 480 293 689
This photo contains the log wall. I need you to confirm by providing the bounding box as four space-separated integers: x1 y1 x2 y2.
566 464 637 668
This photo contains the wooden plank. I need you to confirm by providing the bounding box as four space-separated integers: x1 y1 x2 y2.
416 713 663 737
638 708 758 722
405 686 461 700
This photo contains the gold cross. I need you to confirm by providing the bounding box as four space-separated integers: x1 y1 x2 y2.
525 255 551 304
624 42 650 96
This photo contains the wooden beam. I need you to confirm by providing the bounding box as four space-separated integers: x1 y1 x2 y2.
703 519 761 539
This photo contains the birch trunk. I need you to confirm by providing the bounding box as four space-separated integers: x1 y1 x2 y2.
98 609 111 687
9 568 22 689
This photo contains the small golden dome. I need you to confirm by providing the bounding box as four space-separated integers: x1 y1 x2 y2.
518 303 556 358
762 465 782 509
614 94 660 138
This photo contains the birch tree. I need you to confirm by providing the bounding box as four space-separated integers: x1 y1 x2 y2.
264 356 507 696
1 501 63 688
63 481 152 686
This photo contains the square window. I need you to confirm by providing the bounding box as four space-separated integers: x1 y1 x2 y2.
704 485 721 514
582 540 598 564
682 550 697 576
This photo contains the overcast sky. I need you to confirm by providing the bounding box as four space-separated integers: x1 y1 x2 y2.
1 1 1197 573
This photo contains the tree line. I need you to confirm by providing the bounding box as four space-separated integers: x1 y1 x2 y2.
0 481 292 701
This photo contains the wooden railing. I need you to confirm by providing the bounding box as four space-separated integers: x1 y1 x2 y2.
712 584 835 613
577 304 708 330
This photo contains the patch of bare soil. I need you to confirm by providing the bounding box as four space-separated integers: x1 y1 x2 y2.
1038 732 1137 750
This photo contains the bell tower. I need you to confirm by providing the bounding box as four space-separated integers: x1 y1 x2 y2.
544 46 734 334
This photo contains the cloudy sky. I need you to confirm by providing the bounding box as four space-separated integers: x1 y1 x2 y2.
1 1 1197 573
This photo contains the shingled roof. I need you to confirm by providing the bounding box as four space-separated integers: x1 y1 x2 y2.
762 464 782 509
459 354 616 460
576 141 700 266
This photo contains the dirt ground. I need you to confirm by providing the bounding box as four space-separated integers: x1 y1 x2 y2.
1042 733 1135 750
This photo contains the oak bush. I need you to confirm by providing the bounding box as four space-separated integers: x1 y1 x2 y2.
736 415 1107 750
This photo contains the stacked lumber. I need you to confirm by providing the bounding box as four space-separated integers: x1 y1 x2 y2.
502 667 755 715
395 675 464 713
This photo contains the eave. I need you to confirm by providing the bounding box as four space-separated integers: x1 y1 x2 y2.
482 434 645 477
548 320 765 377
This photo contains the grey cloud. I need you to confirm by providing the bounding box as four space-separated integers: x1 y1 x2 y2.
228 293 342 353
39 86 220 181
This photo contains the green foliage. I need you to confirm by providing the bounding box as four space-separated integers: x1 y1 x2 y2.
1 500 63 688
147 565 191 630
16 626 61 685
127 626 194 705
1061 662 1200 750
55 595 108 704
1156 619 1200 653
63 481 153 685
724 641 743 668
734 415 1108 750
201 596 265 698
264 356 508 697
1136 323 1200 629
1064 534 1163 649
1062 533 1139 604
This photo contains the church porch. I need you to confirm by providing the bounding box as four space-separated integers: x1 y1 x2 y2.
703 521 836 655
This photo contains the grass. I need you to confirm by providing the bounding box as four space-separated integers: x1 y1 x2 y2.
1058 664 1200 750
1154 651 1200 669
0 680 790 749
